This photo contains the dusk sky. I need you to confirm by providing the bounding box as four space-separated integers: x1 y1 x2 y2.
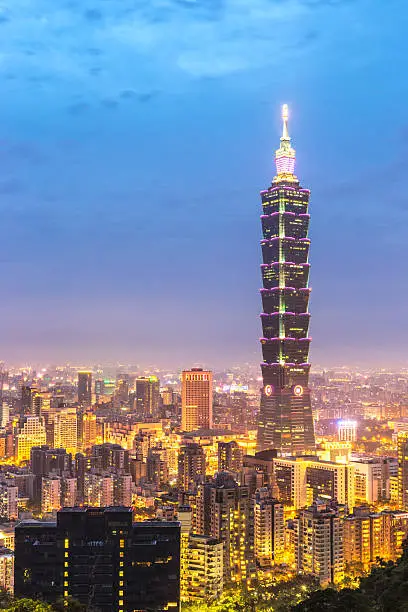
1 0 407 368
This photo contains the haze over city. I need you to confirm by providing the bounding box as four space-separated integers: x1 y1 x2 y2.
0 0 407 366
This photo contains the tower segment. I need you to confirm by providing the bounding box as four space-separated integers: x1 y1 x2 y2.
257 105 315 455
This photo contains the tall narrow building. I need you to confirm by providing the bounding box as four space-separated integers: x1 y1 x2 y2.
77 371 92 407
257 105 315 455
181 369 213 432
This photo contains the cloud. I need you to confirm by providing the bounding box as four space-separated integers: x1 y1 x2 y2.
67 101 90 115
0 0 371 95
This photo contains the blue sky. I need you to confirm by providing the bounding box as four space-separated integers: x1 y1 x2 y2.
0 0 407 367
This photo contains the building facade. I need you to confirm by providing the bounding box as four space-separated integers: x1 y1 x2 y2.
257 105 315 455
182 369 213 432
14 508 181 612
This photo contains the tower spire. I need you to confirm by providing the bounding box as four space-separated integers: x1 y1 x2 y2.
274 103 297 182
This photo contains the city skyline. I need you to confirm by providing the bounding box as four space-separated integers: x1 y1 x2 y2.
1 1 408 367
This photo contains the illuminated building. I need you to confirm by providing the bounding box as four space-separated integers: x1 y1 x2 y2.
146 447 168 487
61 478 77 507
16 416 47 462
351 457 391 504
77 371 92 407
254 488 284 568
296 500 344 586
0 485 18 521
196 473 255 584
41 476 61 514
80 411 97 452
178 443 206 492
398 431 408 510
179 505 192 602
53 408 78 455
91 443 130 472
84 473 114 507
182 369 213 432
116 373 129 404
14 508 181 612
0 547 14 594
21 385 35 415
218 441 243 473
32 391 52 420
30 446 72 503
257 105 315 455
273 456 355 510
0 402 9 428
183 535 223 603
337 420 357 443
135 376 160 419
0 525 15 551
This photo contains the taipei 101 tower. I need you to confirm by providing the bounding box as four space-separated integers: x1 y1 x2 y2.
257 105 315 455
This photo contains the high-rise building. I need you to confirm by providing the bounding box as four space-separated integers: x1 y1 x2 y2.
0 485 18 521
21 385 38 416
178 443 206 492
254 488 284 569
218 441 243 473
41 476 61 514
398 431 408 510
80 411 97 452
196 473 255 584
296 500 344 586
16 416 47 462
14 508 181 612
77 371 92 407
84 473 114 507
273 456 355 510
135 376 160 419
146 448 168 487
257 105 315 455
182 534 223 603
337 420 357 443
182 369 213 432
0 547 14 595
53 408 78 455
0 402 9 428
91 443 130 472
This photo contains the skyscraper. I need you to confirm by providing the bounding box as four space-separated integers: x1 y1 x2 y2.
135 376 160 419
77 371 92 407
181 369 213 432
257 105 315 455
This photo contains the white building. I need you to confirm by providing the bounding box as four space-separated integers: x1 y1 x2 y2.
0 485 18 521
41 476 61 514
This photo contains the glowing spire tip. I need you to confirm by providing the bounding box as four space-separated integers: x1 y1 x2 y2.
282 104 289 122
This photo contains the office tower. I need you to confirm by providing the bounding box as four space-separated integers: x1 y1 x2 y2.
53 408 78 455
95 378 104 397
254 488 284 569
196 473 255 584
21 384 38 415
337 419 357 442
178 443 206 491
116 374 129 404
273 456 355 510
14 508 181 612
0 547 14 594
0 402 9 428
74 453 90 502
91 443 130 472
77 371 92 407
296 501 344 586
16 416 47 462
351 457 391 504
0 485 18 521
398 431 408 510
135 376 160 419
181 369 213 432
218 441 243 473
257 105 315 455
147 448 168 487
41 476 61 514
80 411 97 452
32 391 52 419
183 534 223 603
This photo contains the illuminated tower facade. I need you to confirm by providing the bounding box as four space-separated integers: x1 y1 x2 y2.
257 105 315 455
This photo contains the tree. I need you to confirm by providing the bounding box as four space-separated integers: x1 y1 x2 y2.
3 599 54 612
